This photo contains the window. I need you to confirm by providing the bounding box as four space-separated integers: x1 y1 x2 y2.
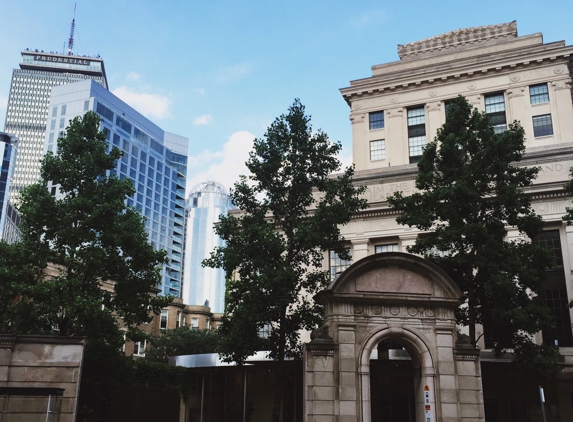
116 115 132 134
59 118 65 129
485 93 506 133
160 309 168 330
407 107 426 164
191 318 199 330
176 311 182 328
84 100 90 111
330 249 352 281
50 119 56 130
96 102 114 122
533 114 553 137
369 111 384 130
375 244 398 253
530 83 549 104
370 140 385 161
133 340 147 357
532 230 572 347
52 107 57 117
61 105 66 115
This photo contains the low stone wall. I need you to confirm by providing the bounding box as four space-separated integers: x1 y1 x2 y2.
0 335 85 422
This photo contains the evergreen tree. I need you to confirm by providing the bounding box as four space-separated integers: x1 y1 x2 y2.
388 96 558 376
204 99 367 364
0 111 170 420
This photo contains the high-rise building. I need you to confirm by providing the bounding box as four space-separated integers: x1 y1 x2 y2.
182 181 233 313
0 132 20 242
46 79 187 296
3 50 107 201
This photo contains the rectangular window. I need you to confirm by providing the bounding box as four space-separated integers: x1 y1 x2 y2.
59 118 65 129
370 140 385 161
375 244 399 253
84 100 90 111
52 107 57 117
116 115 132 134
330 249 352 281
133 340 147 357
407 107 426 164
176 311 182 328
191 318 199 330
50 119 56 130
530 83 549 104
369 111 384 130
533 114 553 137
61 104 67 115
532 230 572 347
160 309 168 330
96 102 114 122
485 93 507 134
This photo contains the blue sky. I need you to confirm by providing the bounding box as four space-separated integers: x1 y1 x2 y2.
0 0 572 191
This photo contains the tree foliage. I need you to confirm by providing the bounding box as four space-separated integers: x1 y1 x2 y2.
145 327 220 363
0 111 170 420
388 96 557 376
204 99 367 364
564 167 573 226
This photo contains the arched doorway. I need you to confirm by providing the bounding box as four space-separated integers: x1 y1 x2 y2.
304 252 485 422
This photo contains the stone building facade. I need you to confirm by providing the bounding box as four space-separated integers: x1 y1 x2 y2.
313 22 573 421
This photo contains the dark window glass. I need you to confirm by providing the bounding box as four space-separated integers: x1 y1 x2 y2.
485 93 506 133
407 107 426 163
115 115 132 134
329 249 352 281
533 114 553 137
96 102 114 122
530 84 549 104
369 111 384 130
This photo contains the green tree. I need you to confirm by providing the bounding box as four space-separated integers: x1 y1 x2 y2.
204 99 367 364
388 96 558 376
0 111 170 420
145 327 220 363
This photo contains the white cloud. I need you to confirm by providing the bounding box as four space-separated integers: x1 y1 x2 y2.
112 86 172 120
193 114 213 126
186 131 255 193
217 63 251 83
338 148 354 171
126 71 141 81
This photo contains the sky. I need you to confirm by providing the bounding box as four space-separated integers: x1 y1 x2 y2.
0 0 572 193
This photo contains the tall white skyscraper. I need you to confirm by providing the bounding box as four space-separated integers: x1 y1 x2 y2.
4 50 107 201
0 132 19 242
183 181 233 313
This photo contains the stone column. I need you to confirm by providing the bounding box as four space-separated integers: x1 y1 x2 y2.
426 101 443 144
303 328 337 422
551 77 573 143
352 239 370 262
454 340 485 422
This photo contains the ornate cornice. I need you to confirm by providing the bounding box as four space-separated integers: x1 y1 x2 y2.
398 21 517 59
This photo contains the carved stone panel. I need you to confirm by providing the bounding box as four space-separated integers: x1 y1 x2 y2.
356 267 433 295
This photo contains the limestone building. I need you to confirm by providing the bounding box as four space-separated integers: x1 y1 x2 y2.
313 21 573 421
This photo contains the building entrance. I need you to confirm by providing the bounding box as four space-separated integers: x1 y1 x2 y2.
370 340 416 422
304 252 486 421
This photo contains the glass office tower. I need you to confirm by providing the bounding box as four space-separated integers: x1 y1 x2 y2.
0 132 20 242
182 181 233 313
4 50 107 203
46 80 187 297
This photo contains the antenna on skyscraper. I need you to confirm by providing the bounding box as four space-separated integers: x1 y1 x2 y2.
67 4 76 56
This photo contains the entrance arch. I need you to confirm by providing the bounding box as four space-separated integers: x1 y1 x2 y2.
303 252 485 421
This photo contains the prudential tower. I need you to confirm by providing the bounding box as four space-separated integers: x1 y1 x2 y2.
182 181 233 313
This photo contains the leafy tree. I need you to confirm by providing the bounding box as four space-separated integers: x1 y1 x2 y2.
388 96 557 375
204 99 367 365
0 111 170 420
145 327 220 363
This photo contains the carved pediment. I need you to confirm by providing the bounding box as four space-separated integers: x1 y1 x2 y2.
356 267 432 295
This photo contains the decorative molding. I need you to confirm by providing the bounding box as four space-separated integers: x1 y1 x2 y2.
386 108 404 119
397 21 517 59
507 86 526 98
552 78 572 91
426 101 441 112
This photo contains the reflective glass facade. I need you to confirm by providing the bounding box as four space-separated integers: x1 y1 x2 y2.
3 51 107 203
45 80 187 297
183 181 233 313
0 132 20 242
